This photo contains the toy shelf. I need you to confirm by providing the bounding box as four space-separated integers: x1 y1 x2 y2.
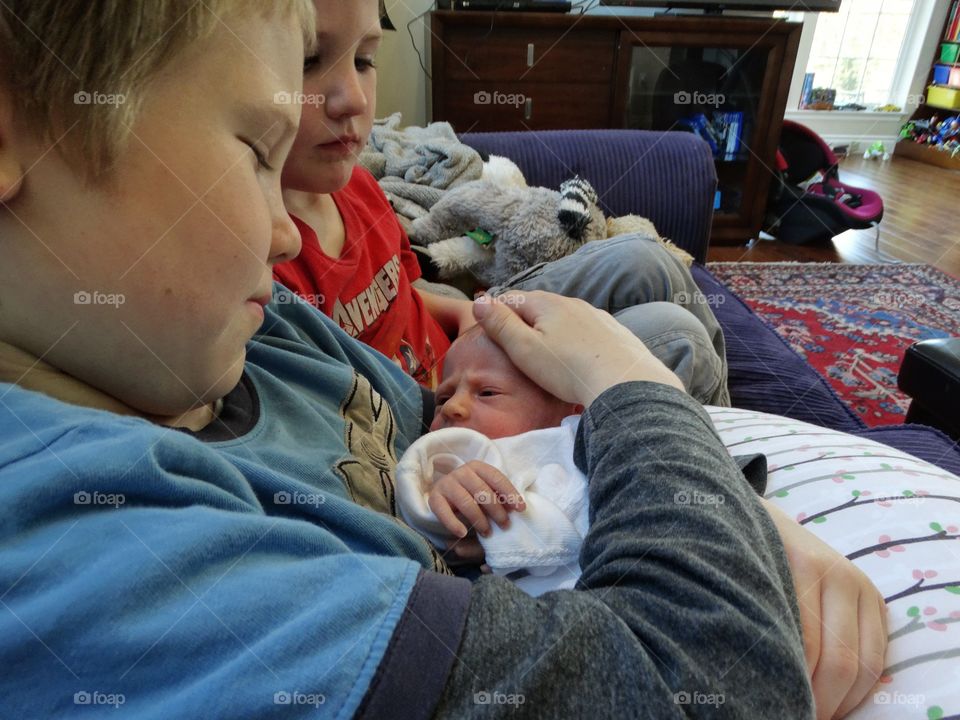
896 137 960 170
898 2 960 169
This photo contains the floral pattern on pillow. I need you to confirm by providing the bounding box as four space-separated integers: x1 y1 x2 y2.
708 407 960 720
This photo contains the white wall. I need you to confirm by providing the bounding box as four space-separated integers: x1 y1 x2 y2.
375 0 434 126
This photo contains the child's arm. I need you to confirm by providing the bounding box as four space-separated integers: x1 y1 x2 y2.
428 460 526 540
415 288 476 339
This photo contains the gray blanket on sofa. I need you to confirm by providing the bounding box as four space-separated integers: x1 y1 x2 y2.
359 113 483 223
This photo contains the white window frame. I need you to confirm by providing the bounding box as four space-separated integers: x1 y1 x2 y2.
789 1 927 110
781 0 953 148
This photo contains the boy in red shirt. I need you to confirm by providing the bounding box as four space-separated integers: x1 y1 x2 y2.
275 0 729 405
276 168 449 387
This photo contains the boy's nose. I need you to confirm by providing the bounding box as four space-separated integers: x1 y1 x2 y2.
268 206 301 267
326 68 368 120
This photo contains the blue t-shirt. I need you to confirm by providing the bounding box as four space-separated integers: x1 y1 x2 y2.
0 285 470 719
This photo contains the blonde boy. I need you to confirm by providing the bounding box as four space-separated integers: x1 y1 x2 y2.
0 4 877 718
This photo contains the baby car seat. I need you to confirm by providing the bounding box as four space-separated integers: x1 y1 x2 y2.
765 120 884 246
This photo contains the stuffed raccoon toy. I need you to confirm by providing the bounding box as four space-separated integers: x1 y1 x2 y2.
410 175 606 288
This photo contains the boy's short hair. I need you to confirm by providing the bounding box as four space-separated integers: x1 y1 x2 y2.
0 1 316 181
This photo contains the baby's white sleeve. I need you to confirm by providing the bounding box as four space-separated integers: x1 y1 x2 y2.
395 427 505 549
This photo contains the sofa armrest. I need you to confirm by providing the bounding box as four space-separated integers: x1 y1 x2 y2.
459 129 717 264
898 338 960 440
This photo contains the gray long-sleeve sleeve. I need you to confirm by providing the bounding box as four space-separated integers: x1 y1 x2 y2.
430 382 814 719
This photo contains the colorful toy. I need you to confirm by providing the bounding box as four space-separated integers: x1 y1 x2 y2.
899 117 937 144
935 116 960 145
863 141 890 161
900 115 960 156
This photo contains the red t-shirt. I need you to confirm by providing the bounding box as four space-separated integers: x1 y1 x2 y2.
274 167 450 389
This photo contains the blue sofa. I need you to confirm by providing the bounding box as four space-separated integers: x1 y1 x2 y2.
461 130 960 477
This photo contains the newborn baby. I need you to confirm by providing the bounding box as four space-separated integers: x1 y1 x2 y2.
396 326 589 596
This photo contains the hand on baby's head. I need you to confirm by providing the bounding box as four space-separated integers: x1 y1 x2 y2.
431 326 580 439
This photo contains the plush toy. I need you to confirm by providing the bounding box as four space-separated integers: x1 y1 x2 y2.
411 154 694 287
410 174 607 287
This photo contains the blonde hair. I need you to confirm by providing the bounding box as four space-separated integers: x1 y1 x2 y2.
0 1 316 180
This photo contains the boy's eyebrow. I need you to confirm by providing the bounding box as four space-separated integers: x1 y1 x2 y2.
315 30 384 43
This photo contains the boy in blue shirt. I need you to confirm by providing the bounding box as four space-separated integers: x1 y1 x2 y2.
0 2 883 718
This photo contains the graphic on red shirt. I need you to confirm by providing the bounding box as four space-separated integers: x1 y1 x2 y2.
273 167 450 389
330 255 401 338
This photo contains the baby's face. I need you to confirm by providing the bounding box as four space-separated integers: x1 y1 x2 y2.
431 331 577 439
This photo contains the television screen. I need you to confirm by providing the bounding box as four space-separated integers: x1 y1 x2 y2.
599 0 839 10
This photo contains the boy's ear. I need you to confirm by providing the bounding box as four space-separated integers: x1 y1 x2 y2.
0 97 25 203
0 143 25 203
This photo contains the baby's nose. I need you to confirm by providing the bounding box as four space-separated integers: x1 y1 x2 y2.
441 392 470 421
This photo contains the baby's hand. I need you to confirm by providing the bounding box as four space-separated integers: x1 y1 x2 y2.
428 460 525 539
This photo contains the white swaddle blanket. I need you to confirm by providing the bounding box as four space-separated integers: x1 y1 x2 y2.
396 416 588 596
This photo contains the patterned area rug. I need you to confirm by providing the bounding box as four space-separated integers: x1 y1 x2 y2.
707 262 960 427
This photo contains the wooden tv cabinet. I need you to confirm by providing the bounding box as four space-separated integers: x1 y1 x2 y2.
429 11 801 245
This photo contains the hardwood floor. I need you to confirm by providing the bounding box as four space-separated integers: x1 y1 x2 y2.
707 154 960 278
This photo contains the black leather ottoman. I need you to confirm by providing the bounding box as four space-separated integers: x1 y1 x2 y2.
898 338 960 440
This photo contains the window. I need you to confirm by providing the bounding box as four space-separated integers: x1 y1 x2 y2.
802 0 918 107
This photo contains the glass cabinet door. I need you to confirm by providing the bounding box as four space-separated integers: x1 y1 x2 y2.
614 21 800 244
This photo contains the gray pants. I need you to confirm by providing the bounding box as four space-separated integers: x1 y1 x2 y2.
490 233 730 406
